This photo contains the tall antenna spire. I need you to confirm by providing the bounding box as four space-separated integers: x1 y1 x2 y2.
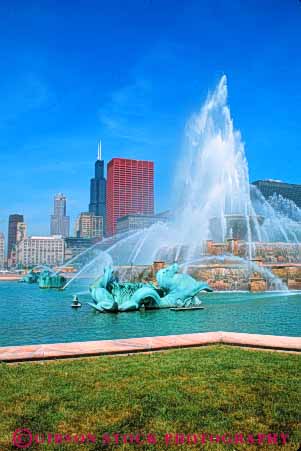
97 140 102 161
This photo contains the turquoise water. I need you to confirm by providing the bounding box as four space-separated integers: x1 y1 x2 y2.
0 281 300 347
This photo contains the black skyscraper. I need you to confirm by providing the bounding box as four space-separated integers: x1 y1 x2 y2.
89 141 106 232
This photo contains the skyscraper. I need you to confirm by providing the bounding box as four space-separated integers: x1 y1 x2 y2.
50 193 70 237
89 141 106 232
7 214 24 261
106 158 154 236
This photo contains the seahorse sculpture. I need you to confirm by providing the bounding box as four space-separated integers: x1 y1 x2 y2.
88 263 212 313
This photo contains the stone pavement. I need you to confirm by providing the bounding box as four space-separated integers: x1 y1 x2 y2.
0 331 300 363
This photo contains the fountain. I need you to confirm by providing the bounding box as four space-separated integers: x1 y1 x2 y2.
62 75 300 298
92 75 300 268
170 75 301 260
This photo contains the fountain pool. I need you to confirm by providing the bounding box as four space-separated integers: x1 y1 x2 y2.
0 281 300 347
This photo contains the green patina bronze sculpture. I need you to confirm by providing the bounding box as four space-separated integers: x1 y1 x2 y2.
20 269 40 284
38 270 66 289
89 263 212 313
21 268 66 289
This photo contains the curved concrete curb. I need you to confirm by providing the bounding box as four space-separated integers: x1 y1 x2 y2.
219 331 301 351
0 331 300 363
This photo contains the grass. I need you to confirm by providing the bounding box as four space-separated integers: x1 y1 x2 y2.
0 345 300 451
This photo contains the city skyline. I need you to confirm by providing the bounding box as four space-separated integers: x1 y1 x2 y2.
2 141 299 265
0 1 301 236
2 152 156 245
1 149 301 242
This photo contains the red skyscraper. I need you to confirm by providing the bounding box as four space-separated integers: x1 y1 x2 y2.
106 158 154 236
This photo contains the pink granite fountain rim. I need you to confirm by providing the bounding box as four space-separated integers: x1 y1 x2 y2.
0 331 300 362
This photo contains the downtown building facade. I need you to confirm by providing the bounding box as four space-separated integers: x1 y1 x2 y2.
253 180 301 208
16 222 27 243
64 237 99 262
50 193 70 237
7 214 24 262
106 158 154 236
116 212 170 234
16 235 65 267
0 233 4 269
9 222 28 267
74 212 103 240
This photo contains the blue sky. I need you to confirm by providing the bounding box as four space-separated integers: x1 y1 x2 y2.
0 0 300 236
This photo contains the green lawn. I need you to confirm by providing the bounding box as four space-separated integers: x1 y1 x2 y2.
0 346 300 451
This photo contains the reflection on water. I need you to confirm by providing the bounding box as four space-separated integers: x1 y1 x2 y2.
0 281 300 347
